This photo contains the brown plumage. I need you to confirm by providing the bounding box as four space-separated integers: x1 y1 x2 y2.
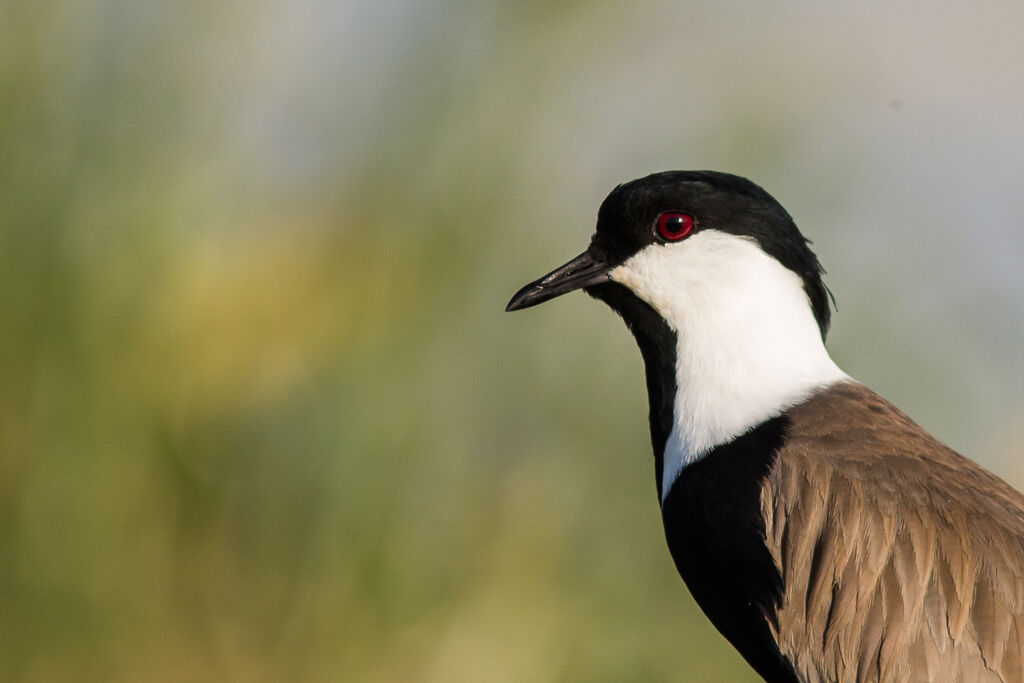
765 382 1024 682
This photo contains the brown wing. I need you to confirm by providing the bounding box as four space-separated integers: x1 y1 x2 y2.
762 382 1024 683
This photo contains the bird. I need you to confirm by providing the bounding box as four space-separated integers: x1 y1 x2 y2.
506 171 1024 682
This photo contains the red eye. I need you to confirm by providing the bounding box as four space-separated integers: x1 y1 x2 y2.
656 212 695 241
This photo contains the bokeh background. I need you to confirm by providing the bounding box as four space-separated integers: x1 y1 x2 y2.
3 1 1024 681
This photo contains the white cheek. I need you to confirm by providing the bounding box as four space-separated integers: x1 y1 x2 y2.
609 230 848 502
611 233 745 323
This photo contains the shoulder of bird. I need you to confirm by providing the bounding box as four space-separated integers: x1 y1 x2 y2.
765 381 1024 682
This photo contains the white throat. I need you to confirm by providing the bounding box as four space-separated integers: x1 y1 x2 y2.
609 230 849 503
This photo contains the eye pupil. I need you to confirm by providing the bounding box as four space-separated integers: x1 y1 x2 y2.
657 212 694 241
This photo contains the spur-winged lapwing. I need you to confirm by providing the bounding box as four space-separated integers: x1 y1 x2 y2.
507 171 1024 682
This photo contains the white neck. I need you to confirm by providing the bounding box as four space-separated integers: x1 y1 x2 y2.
609 230 849 502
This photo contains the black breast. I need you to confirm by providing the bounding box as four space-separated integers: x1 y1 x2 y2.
661 417 800 682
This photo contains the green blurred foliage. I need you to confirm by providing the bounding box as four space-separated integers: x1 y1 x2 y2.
3 1 1022 681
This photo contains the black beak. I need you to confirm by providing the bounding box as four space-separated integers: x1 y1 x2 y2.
506 250 612 312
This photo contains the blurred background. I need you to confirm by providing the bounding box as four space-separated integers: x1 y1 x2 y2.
3 1 1023 680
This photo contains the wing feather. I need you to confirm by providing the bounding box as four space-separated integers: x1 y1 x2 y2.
763 382 1024 682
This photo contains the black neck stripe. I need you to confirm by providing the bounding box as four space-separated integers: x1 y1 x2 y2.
586 281 676 494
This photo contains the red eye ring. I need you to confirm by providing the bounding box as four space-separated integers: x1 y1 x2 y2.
656 212 695 242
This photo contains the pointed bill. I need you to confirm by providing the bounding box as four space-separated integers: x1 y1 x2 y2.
506 250 612 312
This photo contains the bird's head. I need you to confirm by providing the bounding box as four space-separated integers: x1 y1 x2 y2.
507 170 832 341
508 170 847 498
